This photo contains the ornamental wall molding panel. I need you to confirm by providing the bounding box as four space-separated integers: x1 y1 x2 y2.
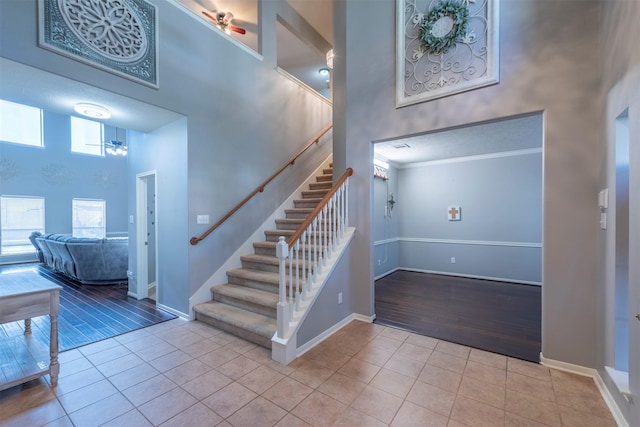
396 0 499 107
38 0 158 88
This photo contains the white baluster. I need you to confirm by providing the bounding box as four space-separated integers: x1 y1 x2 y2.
301 231 307 301
276 236 289 338
294 240 301 312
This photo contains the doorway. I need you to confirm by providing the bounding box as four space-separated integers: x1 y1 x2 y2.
136 171 158 302
372 114 544 360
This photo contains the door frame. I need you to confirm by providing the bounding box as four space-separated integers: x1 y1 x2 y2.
135 170 158 301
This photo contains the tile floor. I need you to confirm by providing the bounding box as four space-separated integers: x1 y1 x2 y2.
0 318 618 427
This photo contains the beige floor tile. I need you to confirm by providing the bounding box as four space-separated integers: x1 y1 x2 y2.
108 363 160 391
148 349 193 372
369 367 415 399
305 345 352 370
122 374 177 407
289 359 335 388
96 352 146 377
56 378 118 414
263 377 314 411
52 367 105 396
508 358 550 381
450 395 505 427
159 402 222 427
505 389 561 426
0 398 65 427
100 409 153 427
198 346 241 368
42 415 75 427
274 413 311 427
469 348 507 370
390 401 448 427
180 369 233 400
237 364 285 394
506 371 555 402
291 391 347 427
558 404 618 427
67 393 134 427
57 348 84 363
84 343 132 366
434 341 471 359
427 350 468 374
137 387 198 425
464 360 507 387
354 343 395 367
458 375 505 409
405 333 439 350
351 385 403 424
368 335 404 352
225 338 259 355
396 342 432 363
317 372 367 405
158 330 204 348
417 364 462 393
264 359 296 375
121 333 165 352
550 369 601 399
201 382 258 418
405 379 456 417
337 357 381 383
379 327 411 342
180 339 222 358
227 396 287 427
78 337 120 356
114 327 154 345
555 393 615 420
164 358 213 385
132 341 178 362
505 411 553 427
384 352 427 378
243 345 273 364
56 357 93 377
334 408 388 427
209 331 238 347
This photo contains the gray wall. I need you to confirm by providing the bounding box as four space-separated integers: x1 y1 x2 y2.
599 1 640 424
396 151 542 283
333 0 601 367
0 111 127 264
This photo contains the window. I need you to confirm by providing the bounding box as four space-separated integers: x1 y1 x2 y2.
72 199 106 238
0 196 45 255
0 99 43 147
71 116 104 156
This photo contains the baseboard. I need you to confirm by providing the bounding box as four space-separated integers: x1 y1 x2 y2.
399 267 542 286
374 267 400 281
157 303 189 320
540 353 629 427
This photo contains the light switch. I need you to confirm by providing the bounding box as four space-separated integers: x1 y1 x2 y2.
600 212 607 230
197 215 209 225
129 215 134 224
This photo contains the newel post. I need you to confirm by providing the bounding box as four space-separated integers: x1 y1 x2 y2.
276 236 289 339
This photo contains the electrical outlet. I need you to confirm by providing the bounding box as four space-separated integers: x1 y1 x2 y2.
338 292 343 304
378 259 381 266
451 257 456 264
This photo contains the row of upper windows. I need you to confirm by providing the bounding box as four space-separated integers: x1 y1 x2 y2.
0 196 106 256
0 99 107 156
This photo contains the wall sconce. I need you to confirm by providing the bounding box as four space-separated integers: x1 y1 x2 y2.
326 49 334 69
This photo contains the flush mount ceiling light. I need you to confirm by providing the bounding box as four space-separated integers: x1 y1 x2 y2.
319 67 330 77
74 103 111 119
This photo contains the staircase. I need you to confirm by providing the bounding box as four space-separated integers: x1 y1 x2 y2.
193 166 334 349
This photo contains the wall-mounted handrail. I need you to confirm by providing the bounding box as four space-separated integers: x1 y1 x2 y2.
286 168 353 249
190 125 333 245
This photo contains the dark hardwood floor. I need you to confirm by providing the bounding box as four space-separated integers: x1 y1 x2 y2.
375 270 541 362
0 263 176 353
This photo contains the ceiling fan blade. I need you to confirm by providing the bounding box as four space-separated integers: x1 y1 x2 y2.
229 25 246 35
201 10 218 23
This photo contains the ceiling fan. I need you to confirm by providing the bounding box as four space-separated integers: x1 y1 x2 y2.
103 139 127 156
202 10 246 35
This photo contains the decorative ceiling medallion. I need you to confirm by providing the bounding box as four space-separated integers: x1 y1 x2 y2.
38 0 158 88
59 0 148 63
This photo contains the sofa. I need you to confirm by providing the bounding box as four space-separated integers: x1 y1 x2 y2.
30 231 128 285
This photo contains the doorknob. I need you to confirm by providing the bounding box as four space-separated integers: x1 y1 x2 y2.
636 314 640 321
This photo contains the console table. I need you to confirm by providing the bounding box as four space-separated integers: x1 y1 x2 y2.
0 276 61 390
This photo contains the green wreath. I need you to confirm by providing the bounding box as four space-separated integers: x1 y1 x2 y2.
419 1 469 55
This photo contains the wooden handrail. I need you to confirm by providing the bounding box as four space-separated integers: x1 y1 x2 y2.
190 125 333 245
287 167 353 249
